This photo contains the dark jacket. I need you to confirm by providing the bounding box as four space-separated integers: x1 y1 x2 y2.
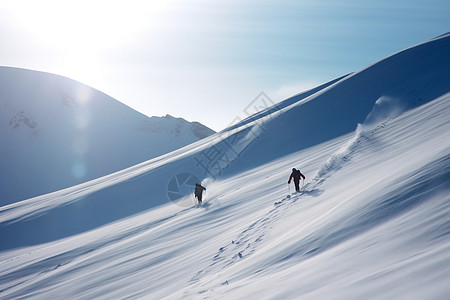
288 169 305 183
194 184 206 197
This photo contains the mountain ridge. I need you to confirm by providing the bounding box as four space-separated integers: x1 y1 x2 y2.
0 66 215 205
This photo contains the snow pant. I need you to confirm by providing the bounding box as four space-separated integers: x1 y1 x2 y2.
294 179 300 192
196 194 202 203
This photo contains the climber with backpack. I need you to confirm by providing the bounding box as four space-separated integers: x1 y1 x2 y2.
194 183 206 205
288 168 306 193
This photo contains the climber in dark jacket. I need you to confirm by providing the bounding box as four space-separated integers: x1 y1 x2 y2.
194 183 206 204
288 168 306 192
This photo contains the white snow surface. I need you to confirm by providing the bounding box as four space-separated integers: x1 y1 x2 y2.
0 33 450 299
0 67 215 205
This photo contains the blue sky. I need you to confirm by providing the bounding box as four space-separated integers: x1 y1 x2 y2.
1 0 449 131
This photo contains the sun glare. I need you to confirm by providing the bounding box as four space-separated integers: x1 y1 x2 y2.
4 0 168 81
7 1 167 49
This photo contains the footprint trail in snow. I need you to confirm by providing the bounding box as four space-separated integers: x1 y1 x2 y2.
182 109 399 297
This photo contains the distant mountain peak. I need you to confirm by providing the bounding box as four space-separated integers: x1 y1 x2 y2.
147 114 215 139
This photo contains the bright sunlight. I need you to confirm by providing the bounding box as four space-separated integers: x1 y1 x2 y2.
3 0 168 80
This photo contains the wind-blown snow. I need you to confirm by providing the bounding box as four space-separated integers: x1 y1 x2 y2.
0 33 449 299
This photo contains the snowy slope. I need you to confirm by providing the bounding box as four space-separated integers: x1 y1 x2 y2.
0 67 215 205
0 33 449 299
226 32 450 172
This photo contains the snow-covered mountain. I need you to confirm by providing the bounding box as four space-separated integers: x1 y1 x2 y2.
0 67 215 205
0 33 449 299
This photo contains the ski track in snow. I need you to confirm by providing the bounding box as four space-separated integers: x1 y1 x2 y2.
185 192 305 297
180 91 450 298
183 117 388 297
